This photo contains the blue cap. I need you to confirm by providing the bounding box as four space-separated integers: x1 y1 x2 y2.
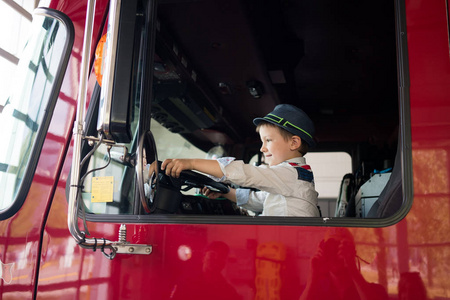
253 104 316 147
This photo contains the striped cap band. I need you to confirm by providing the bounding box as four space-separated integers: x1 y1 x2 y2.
264 113 313 139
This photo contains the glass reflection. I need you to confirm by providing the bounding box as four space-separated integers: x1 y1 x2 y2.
0 13 68 210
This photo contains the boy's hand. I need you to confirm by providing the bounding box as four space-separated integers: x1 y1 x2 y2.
201 186 224 199
161 159 194 178
202 186 237 203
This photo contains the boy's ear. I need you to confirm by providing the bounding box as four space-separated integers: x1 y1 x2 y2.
290 136 302 150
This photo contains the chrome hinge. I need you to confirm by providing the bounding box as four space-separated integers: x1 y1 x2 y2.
111 224 152 256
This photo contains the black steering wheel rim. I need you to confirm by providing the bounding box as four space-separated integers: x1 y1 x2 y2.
171 170 230 194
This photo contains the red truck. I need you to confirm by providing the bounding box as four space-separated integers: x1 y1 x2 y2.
0 0 448 299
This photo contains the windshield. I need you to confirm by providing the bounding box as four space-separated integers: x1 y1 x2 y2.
81 117 206 215
152 119 207 161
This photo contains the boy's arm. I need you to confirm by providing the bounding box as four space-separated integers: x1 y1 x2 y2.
161 158 224 178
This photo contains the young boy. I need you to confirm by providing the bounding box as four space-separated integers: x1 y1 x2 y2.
161 104 320 217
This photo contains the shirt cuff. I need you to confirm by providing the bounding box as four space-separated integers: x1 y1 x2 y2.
236 188 250 206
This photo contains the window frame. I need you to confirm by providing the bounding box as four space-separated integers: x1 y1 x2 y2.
83 0 413 228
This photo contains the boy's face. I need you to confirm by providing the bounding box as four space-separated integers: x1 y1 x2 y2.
259 125 300 166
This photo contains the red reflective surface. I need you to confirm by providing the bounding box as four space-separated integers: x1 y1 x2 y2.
1 0 450 299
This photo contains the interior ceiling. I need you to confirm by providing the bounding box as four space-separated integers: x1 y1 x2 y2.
157 0 399 148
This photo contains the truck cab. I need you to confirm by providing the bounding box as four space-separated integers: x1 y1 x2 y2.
0 0 448 299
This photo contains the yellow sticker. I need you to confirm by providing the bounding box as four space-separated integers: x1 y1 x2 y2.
91 176 114 203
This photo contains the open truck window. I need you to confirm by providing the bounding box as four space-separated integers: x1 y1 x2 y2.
0 9 73 219
71 0 410 227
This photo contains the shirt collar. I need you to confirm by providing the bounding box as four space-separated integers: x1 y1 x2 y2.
285 156 306 165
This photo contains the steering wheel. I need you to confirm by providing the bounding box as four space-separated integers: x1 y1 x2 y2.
171 170 230 194
136 130 158 213
136 131 230 213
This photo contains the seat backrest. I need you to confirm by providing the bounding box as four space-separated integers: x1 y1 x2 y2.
366 138 403 218
335 174 354 217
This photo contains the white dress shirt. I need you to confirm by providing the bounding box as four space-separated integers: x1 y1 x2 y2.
216 157 319 217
